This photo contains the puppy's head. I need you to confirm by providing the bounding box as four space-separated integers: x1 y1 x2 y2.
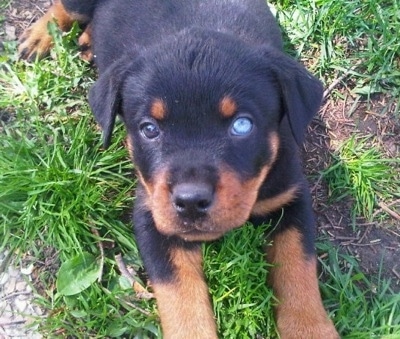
89 29 323 241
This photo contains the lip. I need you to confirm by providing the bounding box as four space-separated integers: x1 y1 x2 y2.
177 229 225 242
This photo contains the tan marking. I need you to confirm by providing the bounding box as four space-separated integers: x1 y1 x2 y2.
78 24 93 62
152 246 217 339
251 186 299 216
150 98 167 120
125 134 134 159
269 132 280 157
267 228 339 339
219 96 237 118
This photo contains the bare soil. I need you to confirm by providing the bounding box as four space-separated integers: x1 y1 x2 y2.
307 93 400 290
2 0 400 293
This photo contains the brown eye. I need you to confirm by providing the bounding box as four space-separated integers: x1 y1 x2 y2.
140 122 160 139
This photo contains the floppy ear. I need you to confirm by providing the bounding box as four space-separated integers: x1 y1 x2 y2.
88 57 130 148
262 46 323 145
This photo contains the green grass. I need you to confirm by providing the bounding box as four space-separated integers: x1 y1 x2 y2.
272 0 400 221
322 136 400 220
1 25 159 338
318 240 400 337
272 0 400 99
1 0 400 337
204 223 277 338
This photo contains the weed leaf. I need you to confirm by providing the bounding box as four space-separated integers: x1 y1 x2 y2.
57 252 100 296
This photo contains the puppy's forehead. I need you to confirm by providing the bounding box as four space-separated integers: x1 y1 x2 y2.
131 42 281 122
147 95 239 121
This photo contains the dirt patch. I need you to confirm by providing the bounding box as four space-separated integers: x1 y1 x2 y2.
2 0 400 296
305 93 400 290
2 0 51 38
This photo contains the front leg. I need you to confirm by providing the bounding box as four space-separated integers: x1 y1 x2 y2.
153 244 217 339
267 228 339 339
134 197 217 339
253 187 339 339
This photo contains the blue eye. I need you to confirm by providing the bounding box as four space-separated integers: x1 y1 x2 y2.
230 116 253 136
140 121 160 139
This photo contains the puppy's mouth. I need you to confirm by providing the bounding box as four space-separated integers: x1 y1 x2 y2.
174 226 225 242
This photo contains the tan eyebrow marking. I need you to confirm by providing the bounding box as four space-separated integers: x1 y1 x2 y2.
150 98 167 120
219 96 237 118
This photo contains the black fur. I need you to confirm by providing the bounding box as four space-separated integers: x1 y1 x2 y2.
61 0 97 19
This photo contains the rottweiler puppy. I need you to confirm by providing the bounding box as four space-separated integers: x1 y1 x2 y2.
19 0 339 338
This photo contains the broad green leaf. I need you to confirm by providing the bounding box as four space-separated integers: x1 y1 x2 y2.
57 252 100 296
70 310 87 318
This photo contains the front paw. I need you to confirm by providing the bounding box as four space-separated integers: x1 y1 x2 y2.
277 313 340 339
18 19 54 61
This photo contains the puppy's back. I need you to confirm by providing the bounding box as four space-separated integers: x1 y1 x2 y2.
92 0 282 70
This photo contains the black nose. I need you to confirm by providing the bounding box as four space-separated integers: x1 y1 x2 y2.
172 183 214 220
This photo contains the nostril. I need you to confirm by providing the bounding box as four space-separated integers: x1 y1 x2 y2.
197 198 211 211
174 197 187 212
